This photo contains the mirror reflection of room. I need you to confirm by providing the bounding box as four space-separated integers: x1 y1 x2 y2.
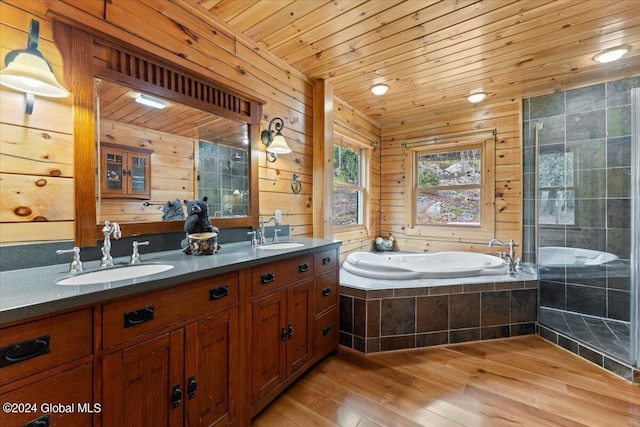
95 78 249 224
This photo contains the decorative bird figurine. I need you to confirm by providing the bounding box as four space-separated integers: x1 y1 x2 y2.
375 236 395 251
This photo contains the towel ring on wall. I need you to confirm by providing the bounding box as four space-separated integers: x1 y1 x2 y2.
291 174 301 194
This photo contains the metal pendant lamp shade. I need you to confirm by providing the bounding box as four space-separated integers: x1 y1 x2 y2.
0 51 69 98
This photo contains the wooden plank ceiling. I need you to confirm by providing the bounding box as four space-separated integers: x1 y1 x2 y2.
195 0 640 128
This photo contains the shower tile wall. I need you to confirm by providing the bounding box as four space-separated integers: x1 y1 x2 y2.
523 77 638 362
198 142 248 217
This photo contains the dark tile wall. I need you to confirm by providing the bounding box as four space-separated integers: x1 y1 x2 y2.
339 280 537 354
523 77 638 323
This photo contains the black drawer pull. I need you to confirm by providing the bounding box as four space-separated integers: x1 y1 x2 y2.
288 323 294 339
322 257 332 265
209 285 229 300
323 325 332 336
281 327 287 342
171 384 182 409
123 305 155 328
299 262 310 273
0 335 50 368
261 272 275 284
187 376 198 399
322 287 332 297
23 415 50 427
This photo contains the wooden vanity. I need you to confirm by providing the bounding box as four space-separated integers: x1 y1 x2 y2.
0 241 340 426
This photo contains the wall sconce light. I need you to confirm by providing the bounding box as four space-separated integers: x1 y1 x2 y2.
260 117 292 163
467 92 487 103
370 83 389 96
0 19 69 115
135 94 167 109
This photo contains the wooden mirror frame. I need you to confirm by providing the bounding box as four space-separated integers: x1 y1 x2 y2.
53 21 262 247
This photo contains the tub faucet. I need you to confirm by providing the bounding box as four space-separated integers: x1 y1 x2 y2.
489 238 519 275
101 221 121 267
258 216 277 245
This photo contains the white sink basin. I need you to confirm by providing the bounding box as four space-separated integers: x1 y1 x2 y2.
258 242 304 250
57 263 174 285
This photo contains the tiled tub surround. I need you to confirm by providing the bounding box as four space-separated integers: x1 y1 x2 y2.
522 77 638 367
339 269 538 353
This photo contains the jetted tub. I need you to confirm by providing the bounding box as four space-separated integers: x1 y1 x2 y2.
342 251 507 280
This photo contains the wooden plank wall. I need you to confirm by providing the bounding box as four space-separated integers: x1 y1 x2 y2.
0 0 316 244
0 2 74 243
380 99 523 256
97 119 196 224
333 97 382 260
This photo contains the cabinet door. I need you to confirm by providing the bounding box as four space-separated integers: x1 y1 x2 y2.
251 292 287 404
127 152 150 198
101 147 125 197
286 281 313 377
185 309 238 427
102 330 184 427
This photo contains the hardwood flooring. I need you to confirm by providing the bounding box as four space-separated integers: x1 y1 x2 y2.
251 336 639 427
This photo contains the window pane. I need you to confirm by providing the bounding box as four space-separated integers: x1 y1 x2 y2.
334 146 359 185
334 188 359 226
416 189 480 225
417 149 481 187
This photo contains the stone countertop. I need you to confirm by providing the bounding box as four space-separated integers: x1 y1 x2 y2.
0 237 341 325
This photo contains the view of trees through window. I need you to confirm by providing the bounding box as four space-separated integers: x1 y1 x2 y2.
415 148 482 225
333 145 361 226
538 150 575 224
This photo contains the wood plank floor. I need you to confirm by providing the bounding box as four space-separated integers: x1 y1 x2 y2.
251 336 640 427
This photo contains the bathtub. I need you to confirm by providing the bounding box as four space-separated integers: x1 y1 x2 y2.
342 251 507 280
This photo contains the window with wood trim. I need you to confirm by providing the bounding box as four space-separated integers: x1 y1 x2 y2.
405 138 495 239
333 142 370 229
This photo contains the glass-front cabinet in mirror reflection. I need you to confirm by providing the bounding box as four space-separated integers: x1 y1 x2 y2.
100 144 152 199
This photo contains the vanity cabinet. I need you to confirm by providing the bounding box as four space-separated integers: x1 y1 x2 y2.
101 273 238 427
0 309 94 427
100 144 152 200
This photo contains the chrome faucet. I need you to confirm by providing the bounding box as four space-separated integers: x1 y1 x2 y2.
489 238 519 275
57 246 83 273
130 240 149 264
101 221 121 267
258 216 277 245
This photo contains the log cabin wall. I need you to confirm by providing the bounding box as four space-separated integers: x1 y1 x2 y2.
333 96 382 259
0 1 316 244
380 99 523 255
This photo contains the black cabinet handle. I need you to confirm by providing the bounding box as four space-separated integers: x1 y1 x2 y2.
322 287 331 297
123 306 155 328
22 415 50 427
187 376 198 399
322 257 332 265
209 285 229 300
288 323 294 339
0 335 50 368
171 384 182 409
323 325 332 336
281 327 287 342
298 262 310 273
261 272 275 284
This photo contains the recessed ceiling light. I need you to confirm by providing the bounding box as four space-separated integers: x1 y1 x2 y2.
593 46 631 63
467 92 487 103
371 84 389 96
135 94 167 109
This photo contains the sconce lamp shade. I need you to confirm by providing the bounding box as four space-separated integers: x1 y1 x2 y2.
0 50 69 98
261 117 292 161
266 133 292 154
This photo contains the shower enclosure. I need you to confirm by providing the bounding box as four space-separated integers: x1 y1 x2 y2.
523 77 639 378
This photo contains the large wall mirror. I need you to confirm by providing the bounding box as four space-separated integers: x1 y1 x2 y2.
54 23 261 246
96 79 251 224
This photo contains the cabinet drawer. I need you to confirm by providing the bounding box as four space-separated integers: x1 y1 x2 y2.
0 309 93 387
314 270 338 315
314 249 338 275
315 308 338 359
0 363 93 427
102 272 238 348
252 255 313 296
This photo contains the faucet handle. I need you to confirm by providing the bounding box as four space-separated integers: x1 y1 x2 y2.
130 240 149 264
273 228 281 243
57 246 83 273
247 231 257 247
